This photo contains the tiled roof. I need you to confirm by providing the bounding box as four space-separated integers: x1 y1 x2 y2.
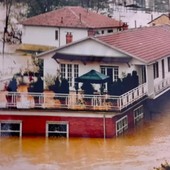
21 6 122 28
96 25 170 63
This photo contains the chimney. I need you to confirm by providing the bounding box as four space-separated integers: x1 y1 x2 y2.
88 29 95 36
66 32 73 44
122 22 128 30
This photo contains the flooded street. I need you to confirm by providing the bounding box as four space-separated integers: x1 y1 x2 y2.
1 2 170 170
0 94 170 170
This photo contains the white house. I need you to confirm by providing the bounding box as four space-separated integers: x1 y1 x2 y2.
21 6 127 51
37 24 170 99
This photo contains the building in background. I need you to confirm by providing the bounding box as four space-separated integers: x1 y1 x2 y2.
20 6 127 52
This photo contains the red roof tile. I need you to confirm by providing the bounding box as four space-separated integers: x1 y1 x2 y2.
22 6 122 28
96 25 170 63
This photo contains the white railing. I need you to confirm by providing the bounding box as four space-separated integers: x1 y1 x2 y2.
119 83 147 110
154 77 170 95
0 84 148 111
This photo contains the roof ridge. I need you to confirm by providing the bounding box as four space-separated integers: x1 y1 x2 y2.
68 6 89 27
68 6 80 19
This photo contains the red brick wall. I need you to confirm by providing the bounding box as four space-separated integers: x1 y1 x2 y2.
0 115 115 138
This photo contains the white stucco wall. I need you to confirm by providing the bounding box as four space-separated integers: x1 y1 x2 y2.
22 25 122 48
59 28 88 47
43 58 59 89
153 58 170 85
22 26 88 47
22 26 59 47
58 39 128 58
41 38 142 90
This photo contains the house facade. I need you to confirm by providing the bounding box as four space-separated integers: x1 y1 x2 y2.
1 25 170 138
21 6 127 51
39 25 170 99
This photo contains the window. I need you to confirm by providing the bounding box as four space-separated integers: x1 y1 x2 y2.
153 62 159 79
114 67 119 81
141 66 146 83
67 64 72 87
101 67 106 75
46 121 69 138
61 64 66 78
0 121 22 137
55 30 58 40
168 57 170 72
101 66 119 82
116 115 128 136
117 27 122 32
162 59 165 79
134 105 144 124
101 30 104 34
107 29 113 33
60 64 79 87
74 65 79 87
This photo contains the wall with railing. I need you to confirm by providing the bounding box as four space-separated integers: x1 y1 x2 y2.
154 77 170 96
0 83 147 111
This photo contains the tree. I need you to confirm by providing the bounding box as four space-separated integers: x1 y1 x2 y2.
25 0 72 17
1 0 12 60
18 0 108 17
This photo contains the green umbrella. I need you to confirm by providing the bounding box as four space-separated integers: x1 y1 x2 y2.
75 69 110 84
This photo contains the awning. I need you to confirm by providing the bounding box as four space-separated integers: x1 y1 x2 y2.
52 53 131 63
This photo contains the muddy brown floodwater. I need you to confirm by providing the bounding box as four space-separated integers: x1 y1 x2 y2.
1 93 170 170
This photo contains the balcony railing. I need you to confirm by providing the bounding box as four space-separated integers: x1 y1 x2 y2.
0 83 147 111
154 77 170 96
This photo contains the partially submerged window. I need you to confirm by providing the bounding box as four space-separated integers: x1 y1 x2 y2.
46 121 69 138
0 121 22 137
116 115 128 136
134 105 144 124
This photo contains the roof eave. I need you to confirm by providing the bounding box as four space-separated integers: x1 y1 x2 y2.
93 38 147 64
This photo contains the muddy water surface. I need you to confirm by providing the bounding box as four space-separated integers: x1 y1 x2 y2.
1 96 170 170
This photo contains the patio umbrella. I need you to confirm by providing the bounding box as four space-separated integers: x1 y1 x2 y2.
75 69 110 84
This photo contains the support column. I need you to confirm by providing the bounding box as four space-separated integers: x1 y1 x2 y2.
146 65 155 98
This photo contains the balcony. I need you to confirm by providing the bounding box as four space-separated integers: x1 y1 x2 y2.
154 77 170 98
0 83 147 111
